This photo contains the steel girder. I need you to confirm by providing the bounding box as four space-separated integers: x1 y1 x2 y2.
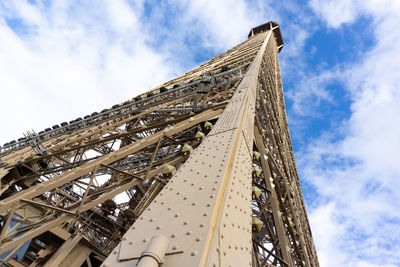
0 22 318 267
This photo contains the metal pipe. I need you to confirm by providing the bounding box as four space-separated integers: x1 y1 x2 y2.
136 235 168 267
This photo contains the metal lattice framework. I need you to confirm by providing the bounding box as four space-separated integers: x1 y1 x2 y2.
0 22 318 267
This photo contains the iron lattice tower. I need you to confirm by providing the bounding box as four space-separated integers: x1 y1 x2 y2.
0 22 318 267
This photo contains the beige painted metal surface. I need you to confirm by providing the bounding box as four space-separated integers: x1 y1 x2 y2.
0 21 319 267
101 31 271 267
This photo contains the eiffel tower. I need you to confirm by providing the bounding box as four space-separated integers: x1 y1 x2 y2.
0 22 318 267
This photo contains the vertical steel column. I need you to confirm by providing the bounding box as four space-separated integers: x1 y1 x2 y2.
254 126 293 266
101 31 272 267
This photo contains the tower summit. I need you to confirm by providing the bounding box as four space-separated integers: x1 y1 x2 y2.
0 22 318 267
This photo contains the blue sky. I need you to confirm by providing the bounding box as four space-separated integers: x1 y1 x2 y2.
0 1 399 266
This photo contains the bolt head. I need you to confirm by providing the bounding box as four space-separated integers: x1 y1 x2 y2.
191 251 198 256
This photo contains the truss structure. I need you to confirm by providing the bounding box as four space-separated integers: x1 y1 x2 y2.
0 22 318 267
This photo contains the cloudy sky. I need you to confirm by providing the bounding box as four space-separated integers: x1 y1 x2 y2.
0 0 399 266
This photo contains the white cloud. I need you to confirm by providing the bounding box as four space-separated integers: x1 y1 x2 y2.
0 0 175 143
0 0 44 27
286 69 337 115
0 0 286 143
308 203 347 266
180 0 277 49
105 0 139 33
309 0 359 28
300 0 400 266
2 0 399 266
0 0 284 146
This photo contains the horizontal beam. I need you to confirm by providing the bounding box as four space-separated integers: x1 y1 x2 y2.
0 109 223 214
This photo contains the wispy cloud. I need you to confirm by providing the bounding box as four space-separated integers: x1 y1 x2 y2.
1 1 399 266
0 0 176 142
297 0 400 266
287 69 338 115
309 0 360 28
0 0 283 143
